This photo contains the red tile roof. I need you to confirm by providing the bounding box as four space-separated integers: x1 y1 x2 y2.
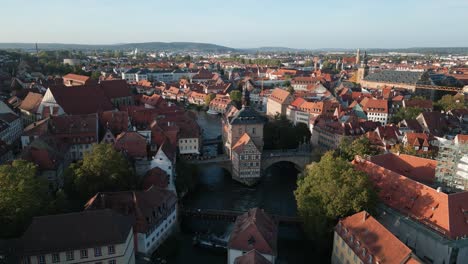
99 111 129 135
84 186 177 234
99 80 132 99
114 131 147 158
269 88 291 104
19 92 43 112
142 167 169 190
369 153 436 185
63 73 91 83
336 211 416 264
228 208 278 255
353 156 468 239
48 84 114 115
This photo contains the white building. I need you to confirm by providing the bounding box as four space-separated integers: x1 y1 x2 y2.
19 209 135 264
0 113 23 144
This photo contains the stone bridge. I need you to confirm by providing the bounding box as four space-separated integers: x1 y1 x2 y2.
187 148 313 175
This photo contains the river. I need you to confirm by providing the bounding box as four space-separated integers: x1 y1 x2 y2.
164 111 318 264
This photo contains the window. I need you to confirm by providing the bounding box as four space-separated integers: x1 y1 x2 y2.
52 253 60 263
94 247 102 257
109 260 116 264
38 256 45 264
80 249 88 259
108 245 115 255
66 251 74 260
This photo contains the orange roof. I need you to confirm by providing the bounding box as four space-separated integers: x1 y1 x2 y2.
232 133 258 154
353 156 468 239
62 73 90 83
269 88 291 104
362 99 388 114
455 134 468 144
290 97 306 108
336 211 414 264
370 153 436 185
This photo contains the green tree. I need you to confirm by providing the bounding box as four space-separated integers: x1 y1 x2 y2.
287 85 295 95
295 152 377 239
229 90 242 107
435 94 466 111
390 107 423 123
264 116 311 150
336 137 381 161
0 160 49 238
90 71 102 80
64 144 136 202
205 93 216 106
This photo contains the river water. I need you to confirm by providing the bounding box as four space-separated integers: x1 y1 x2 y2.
166 111 318 264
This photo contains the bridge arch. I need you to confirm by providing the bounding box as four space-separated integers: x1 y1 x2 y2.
261 155 310 173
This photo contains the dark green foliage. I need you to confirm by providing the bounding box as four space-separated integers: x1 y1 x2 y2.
264 115 311 150
64 144 136 203
435 94 466 111
0 160 49 238
175 159 198 195
390 107 423 123
295 152 377 240
335 137 381 161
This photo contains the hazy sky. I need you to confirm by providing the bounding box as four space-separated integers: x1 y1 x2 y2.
1 0 467 49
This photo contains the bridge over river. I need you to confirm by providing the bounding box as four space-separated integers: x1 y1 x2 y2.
187 146 313 174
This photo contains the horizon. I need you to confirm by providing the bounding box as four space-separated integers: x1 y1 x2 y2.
1 0 467 49
1 41 467 51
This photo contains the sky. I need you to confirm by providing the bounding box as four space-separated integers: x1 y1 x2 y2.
0 0 467 49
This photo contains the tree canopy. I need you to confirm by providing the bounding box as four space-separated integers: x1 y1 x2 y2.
229 90 242 107
295 152 377 239
335 137 381 161
264 115 311 150
435 94 466 111
389 107 423 123
64 144 136 202
0 160 49 238
205 93 216 106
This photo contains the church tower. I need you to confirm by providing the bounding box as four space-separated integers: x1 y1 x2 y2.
356 48 361 65
356 51 369 84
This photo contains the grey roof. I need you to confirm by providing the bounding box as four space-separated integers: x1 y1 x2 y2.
19 209 133 256
229 106 266 125
364 70 424 85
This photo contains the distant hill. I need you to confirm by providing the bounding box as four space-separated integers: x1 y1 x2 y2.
0 42 467 55
243 47 307 53
0 42 237 53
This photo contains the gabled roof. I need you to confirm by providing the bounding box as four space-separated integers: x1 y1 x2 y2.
353 156 468 239
143 167 169 190
269 88 292 104
232 133 259 154
84 186 177 234
369 153 436 185
48 84 114 115
336 211 416 264
114 131 147 158
19 92 43 112
19 209 133 255
228 208 278 255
